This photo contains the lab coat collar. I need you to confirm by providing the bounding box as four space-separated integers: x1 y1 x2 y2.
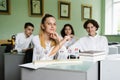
88 34 99 39
23 32 32 38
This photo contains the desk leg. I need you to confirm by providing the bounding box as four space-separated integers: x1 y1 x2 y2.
98 61 101 80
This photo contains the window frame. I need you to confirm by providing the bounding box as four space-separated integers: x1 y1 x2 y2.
105 0 120 35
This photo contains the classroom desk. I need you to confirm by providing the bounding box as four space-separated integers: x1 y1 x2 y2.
101 54 120 80
20 54 120 80
0 46 6 80
109 45 118 54
4 53 24 80
20 60 98 80
0 52 24 80
108 44 120 54
116 44 120 53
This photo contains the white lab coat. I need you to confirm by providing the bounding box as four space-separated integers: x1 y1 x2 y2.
64 36 77 49
70 35 109 54
15 32 33 53
32 35 68 61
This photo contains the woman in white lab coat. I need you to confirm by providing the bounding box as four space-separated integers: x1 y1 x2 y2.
70 19 109 54
60 24 77 49
32 14 70 61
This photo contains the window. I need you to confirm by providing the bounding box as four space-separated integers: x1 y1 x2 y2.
105 0 120 35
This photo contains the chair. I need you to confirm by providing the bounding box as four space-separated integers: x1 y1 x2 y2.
24 48 33 63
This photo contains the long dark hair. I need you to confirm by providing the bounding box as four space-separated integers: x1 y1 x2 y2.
61 24 75 38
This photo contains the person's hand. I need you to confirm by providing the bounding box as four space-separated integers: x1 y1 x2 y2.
49 32 60 41
70 34 74 38
63 35 71 41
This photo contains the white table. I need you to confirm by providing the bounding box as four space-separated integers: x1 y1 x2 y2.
4 53 24 80
108 44 120 54
20 54 120 80
20 60 99 80
101 54 120 80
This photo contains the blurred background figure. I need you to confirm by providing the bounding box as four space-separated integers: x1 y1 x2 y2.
14 22 34 63
14 22 34 53
61 24 77 49
61 24 78 59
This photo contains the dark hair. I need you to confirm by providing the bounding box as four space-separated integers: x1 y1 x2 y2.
24 22 34 29
41 14 55 24
61 24 75 38
83 19 99 30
